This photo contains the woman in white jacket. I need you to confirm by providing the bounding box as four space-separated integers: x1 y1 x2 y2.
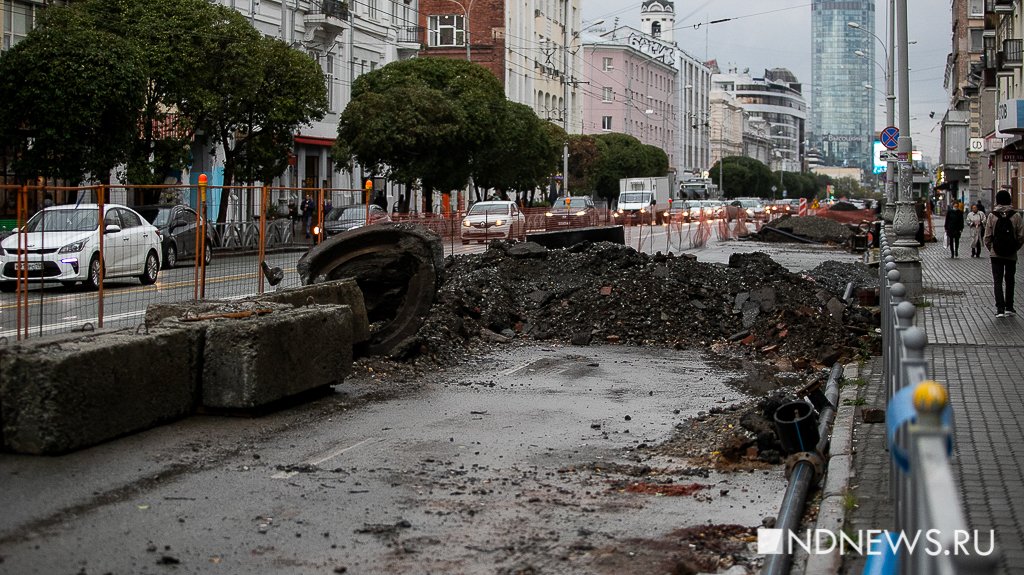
966 203 986 257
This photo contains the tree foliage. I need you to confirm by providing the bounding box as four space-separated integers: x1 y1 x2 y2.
588 133 667 207
473 101 561 199
334 58 509 211
0 7 145 184
0 0 327 213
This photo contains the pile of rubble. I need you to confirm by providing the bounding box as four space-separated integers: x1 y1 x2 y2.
756 215 856 244
394 241 878 373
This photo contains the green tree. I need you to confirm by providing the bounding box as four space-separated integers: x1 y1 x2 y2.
0 8 145 184
192 30 328 223
566 134 600 196
590 133 665 207
710 156 773 199
334 58 505 212
473 101 560 202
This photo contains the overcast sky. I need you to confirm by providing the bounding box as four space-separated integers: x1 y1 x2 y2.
581 1 950 161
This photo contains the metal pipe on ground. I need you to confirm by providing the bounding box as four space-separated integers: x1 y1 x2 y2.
761 362 843 575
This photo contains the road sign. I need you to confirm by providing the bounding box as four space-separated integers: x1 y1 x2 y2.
880 126 900 149
879 150 900 162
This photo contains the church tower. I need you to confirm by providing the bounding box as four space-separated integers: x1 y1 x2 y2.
641 0 675 43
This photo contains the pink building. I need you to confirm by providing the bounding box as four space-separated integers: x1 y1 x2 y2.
582 26 677 169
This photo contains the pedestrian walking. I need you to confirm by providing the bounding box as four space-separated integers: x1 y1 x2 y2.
983 189 1024 317
301 193 315 239
944 201 965 258
966 203 986 257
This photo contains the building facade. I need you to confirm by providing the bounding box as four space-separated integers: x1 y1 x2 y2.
418 0 583 133
811 0 876 172
712 70 807 173
939 0 986 204
581 26 678 169
982 0 1024 209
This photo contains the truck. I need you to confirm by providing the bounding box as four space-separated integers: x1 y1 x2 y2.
615 176 675 225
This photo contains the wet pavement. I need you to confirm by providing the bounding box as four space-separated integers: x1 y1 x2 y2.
0 345 784 574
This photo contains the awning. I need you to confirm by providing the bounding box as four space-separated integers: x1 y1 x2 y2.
294 135 335 147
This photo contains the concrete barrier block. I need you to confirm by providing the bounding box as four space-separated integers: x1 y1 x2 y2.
0 328 200 455
200 305 353 409
252 279 369 344
144 300 293 329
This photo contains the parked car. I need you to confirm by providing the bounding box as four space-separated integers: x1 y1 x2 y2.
136 204 212 269
545 196 598 229
0 203 161 291
461 201 526 244
702 200 726 219
321 204 391 236
725 198 766 221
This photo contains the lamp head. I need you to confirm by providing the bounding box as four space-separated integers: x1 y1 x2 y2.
847 22 862 29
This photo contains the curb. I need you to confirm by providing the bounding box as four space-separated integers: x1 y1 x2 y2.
804 362 862 574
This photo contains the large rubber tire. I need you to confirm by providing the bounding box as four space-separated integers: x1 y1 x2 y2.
203 243 212 266
0 282 15 293
297 223 443 357
84 255 101 290
139 250 159 285
163 244 177 269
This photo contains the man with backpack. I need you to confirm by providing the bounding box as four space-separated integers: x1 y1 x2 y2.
983 189 1024 317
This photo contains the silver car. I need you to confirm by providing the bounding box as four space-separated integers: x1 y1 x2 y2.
0 204 161 291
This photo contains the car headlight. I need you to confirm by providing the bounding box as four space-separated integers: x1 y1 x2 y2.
575 210 587 217
545 212 553 217
640 208 647 214
463 220 471 227
58 239 87 254
494 219 504 226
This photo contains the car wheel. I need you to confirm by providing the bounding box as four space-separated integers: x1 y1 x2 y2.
163 244 177 269
203 243 212 265
84 255 101 290
0 282 15 293
139 250 159 285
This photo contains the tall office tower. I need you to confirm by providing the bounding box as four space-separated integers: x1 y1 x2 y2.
811 0 876 172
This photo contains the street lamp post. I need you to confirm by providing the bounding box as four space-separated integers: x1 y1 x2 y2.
891 0 918 247
442 0 475 61
849 3 897 224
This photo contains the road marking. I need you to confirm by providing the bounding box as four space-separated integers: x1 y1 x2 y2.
271 437 381 479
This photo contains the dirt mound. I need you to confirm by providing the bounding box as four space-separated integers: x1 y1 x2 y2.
399 241 878 372
757 215 855 244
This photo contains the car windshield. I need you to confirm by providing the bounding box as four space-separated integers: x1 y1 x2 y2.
24 208 99 232
552 198 590 209
326 206 368 222
468 203 511 216
685 201 702 208
136 207 170 227
619 192 651 203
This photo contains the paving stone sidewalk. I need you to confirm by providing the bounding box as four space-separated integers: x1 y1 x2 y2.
841 233 1024 575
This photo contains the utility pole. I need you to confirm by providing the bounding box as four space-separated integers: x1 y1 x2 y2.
562 0 570 197
883 0 896 224
892 0 918 248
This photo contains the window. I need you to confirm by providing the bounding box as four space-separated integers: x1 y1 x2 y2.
969 0 984 17
325 55 335 111
428 14 465 47
602 87 613 102
2 2 33 50
601 116 613 130
969 28 984 53
602 57 614 71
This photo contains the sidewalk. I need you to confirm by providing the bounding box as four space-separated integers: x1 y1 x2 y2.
842 232 1024 574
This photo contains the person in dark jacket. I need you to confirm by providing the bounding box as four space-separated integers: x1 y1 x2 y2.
944 201 965 258
983 189 1024 317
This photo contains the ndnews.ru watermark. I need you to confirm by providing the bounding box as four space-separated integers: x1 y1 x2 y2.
758 528 996 557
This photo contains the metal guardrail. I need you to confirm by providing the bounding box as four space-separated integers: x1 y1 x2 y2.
874 230 999 575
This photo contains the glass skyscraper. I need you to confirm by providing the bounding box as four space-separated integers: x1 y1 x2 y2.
811 0 876 171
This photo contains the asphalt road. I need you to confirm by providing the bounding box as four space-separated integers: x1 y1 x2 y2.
0 345 786 575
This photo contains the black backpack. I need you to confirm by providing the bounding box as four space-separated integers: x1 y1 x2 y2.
992 210 1019 257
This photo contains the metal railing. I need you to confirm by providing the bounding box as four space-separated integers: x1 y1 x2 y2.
874 230 999 574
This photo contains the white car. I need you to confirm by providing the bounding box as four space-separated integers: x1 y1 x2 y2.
461 201 527 244
0 204 161 291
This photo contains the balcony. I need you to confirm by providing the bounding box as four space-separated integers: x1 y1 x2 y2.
396 26 423 54
313 0 349 20
992 0 1014 13
1003 38 1023 67
303 0 348 49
